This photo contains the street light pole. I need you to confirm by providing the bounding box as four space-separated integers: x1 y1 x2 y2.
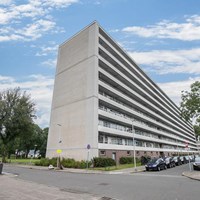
57 123 62 144
57 123 62 169
132 121 136 171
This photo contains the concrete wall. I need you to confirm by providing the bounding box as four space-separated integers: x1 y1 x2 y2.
46 22 99 161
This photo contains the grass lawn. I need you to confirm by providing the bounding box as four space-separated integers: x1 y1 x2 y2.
0 157 40 165
91 162 142 171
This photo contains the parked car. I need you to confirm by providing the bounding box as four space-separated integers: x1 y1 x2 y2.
180 156 187 164
145 158 167 171
172 156 182 166
193 157 200 170
184 156 190 163
190 155 195 162
164 157 176 168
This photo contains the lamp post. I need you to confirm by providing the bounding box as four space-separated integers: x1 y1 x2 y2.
57 123 62 169
132 121 136 171
57 123 62 144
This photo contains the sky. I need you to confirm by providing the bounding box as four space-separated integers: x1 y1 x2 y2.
1 0 200 128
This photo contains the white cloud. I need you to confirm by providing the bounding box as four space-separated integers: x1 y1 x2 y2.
128 48 200 75
122 15 200 41
42 0 79 8
36 44 58 56
0 0 78 41
41 58 57 68
0 74 54 128
0 20 56 42
0 0 13 5
158 77 200 106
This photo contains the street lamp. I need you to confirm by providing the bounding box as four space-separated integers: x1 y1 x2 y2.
132 121 136 171
57 123 62 169
57 123 62 144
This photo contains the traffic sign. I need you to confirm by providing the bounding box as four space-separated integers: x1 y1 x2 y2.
56 149 62 154
87 144 91 150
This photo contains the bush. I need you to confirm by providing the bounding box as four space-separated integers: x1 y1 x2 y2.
35 158 50 166
93 157 116 167
140 156 151 165
119 157 141 164
35 157 91 169
119 157 133 164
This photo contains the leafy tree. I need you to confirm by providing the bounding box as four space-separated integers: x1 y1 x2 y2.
15 125 48 158
0 88 35 162
180 81 200 138
39 127 49 157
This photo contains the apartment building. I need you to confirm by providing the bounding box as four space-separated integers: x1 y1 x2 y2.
46 21 198 162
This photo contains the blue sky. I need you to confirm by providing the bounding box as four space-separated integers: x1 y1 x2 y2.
1 0 200 128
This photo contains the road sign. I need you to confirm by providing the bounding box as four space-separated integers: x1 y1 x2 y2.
87 144 91 150
56 149 62 154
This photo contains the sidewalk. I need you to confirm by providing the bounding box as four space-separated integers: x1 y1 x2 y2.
0 174 101 200
182 171 200 181
4 163 145 175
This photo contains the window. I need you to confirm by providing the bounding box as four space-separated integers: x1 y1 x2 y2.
100 150 105 155
127 151 131 156
99 135 103 143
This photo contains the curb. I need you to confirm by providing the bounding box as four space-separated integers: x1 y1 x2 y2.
182 172 200 181
4 163 145 175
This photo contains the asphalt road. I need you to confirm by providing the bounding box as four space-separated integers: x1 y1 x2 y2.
3 164 200 200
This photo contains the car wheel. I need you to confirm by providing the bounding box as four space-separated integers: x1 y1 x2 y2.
157 166 161 171
146 168 149 171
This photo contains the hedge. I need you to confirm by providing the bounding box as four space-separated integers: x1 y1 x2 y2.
35 157 91 169
93 157 116 167
119 157 141 164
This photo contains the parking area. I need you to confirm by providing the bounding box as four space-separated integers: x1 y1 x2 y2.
144 162 191 176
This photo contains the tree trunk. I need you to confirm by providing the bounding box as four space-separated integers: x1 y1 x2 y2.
2 145 7 163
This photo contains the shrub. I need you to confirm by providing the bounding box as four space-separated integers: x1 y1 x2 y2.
119 157 133 164
35 157 92 169
140 156 151 165
93 157 116 167
35 158 50 166
61 158 76 168
49 157 57 166
119 157 141 164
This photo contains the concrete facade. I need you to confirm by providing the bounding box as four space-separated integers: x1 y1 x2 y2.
46 21 198 162
46 22 99 160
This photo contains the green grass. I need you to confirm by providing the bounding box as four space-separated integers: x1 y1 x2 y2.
0 157 40 165
91 163 142 171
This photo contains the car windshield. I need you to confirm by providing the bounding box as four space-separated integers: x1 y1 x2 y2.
148 158 157 164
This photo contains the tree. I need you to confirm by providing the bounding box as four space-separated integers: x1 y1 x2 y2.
15 125 48 158
180 81 200 138
39 127 49 157
0 88 35 162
